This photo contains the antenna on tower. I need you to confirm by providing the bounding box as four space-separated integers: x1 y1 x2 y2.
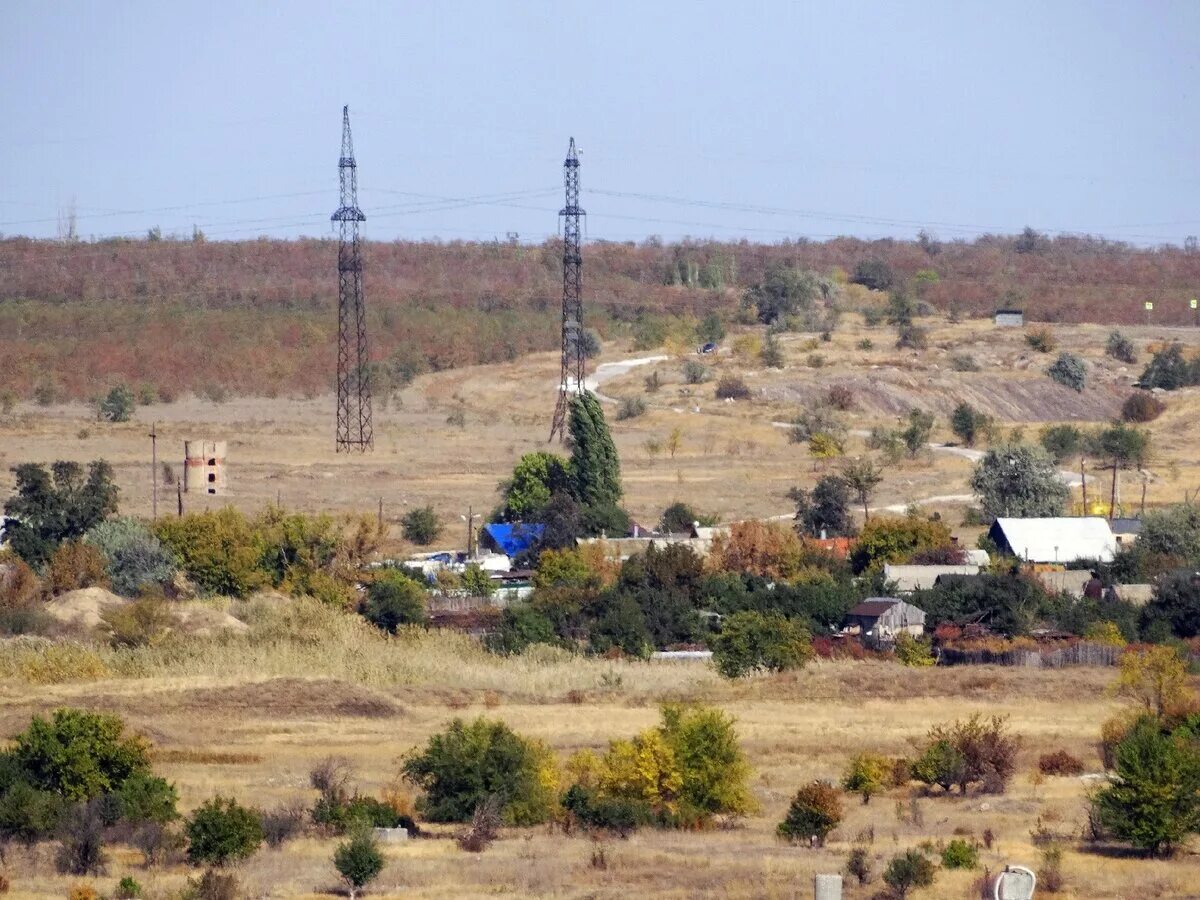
332 106 373 452
549 137 586 442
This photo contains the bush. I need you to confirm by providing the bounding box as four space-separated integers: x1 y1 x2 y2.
682 360 710 384
1040 424 1083 463
1121 392 1165 423
659 704 754 821
894 633 935 667
883 849 936 898
401 506 441 545
155 509 266 598
911 739 966 793
846 846 873 885
260 800 306 847
914 714 1018 795
760 333 784 368
45 540 109 595
334 832 385 898
362 570 426 632
101 595 178 648
456 794 502 852
841 752 890 804
1038 749 1085 777
940 838 979 869
85 518 177 597
402 717 557 825
711 611 812 678
615 396 646 420
950 353 980 372
185 797 263 866
0 780 66 843
115 876 142 899
714 375 750 400
56 800 106 875
1048 352 1087 391
1106 330 1137 363
896 325 928 350
826 385 855 410
11 708 151 801
561 784 650 836
1025 328 1057 353
851 258 893 291
98 385 135 423
1138 343 1200 390
188 870 238 900
778 781 842 846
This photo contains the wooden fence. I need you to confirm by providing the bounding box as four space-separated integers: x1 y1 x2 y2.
937 641 1122 668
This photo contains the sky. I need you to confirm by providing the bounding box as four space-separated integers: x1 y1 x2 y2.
2 1 1199 247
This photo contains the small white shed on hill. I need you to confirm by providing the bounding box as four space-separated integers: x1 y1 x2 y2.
994 308 1025 327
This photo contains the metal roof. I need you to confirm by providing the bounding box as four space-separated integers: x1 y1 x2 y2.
848 598 901 617
884 564 980 592
990 517 1117 563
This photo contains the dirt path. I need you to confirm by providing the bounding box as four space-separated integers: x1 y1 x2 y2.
586 354 669 402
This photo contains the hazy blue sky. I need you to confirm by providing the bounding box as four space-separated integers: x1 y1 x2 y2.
2 1 1198 245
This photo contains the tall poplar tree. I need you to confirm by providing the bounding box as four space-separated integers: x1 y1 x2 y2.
568 391 622 510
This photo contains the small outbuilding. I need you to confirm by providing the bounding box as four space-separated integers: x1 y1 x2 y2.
994 308 1025 327
884 564 980 593
481 523 545 558
987 517 1117 564
1110 517 1144 548
843 597 926 647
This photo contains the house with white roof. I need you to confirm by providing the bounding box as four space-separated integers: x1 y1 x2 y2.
987 517 1117 564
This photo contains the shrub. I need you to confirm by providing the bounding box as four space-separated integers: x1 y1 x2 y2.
615 396 646 420
1138 343 1200 390
185 797 264 866
1048 352 1087 391
950 353 980 372
1038 750 1085 777
45 540 109 595
643 370 662 393
760 334 784 368
778 781 842 846
362 570 426 632
155 509 266 597
659 703 755 821
260 800 306 847
115 876 142 899
806 352 826 367
681 358 707 384
402 717 557 825
841 752 890 804
851 258 893 291
56 800 106 875
858 337 874 350
1039 424 1083 463
1106 330 1137 363
456 794 502 852
1025 328 1057 353
401 506 441 545
711 611 812 679
883 849 936 898
85 518 177 597
67 887 99 900
896 325 928 350
98 385 135 423
334 832 385 899
101 595 178 648
0 780 67 843
112 772 178 825
189 870 238 900
894 633 935 667
940 838 979 869
950 403 991 448
714 375 750 400
911 739 966 793
846 846 873 885
916 714 1018 795
824 385 855 411
561 784 650 836
1093 716 1200 857
0 553 42 609
11 708 151 801
1121 392 1165 423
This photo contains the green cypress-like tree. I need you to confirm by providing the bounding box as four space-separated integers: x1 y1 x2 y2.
568 391 622 510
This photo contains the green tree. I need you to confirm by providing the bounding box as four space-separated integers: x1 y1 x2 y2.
1093 717 1200 857
334 831 385 900
1143 571 1200 638
402 717 557 825
743 265 825 324
911 739 966 793
85 517 177 597
850 515 953 573
900 408 934 457
1094 423 1150 515
498 452 573 522
851 258 893 291
98 384 135 423
777 781 842 846
883 849 936 898
710 611 812 678
886 286 916 326
4 460 119 568
760 333 784 368
400 506 441 545
840 457 884 521
186 796 264 866
841 752 890 804
1137 505 1200 562
697 311 726 344
1039 424 1083 463
792 476 855 538
1048 352 1087 391
461 563 495 598
569 391 622 512
155 508 266 597
1138 343 1199 390
659 502 699 535
362 570 427 632
10 708 150 802
659 704 755 820
969 444 1069 519
950 403 991 448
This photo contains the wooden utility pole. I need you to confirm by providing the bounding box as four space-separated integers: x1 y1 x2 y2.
378 497 384 532
1080 457 1088 514
149 422 158 521
466 505 475 558
176 483 183 516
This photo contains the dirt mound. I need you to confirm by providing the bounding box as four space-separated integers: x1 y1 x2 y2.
173 603 249 636
44 587 126 629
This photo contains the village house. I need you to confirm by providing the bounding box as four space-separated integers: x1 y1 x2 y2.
987 517 1117 564
842 597 927 647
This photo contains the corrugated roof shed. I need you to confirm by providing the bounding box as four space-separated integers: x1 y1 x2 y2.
849 598 901 616
884 564 981 592
988 517 1116 563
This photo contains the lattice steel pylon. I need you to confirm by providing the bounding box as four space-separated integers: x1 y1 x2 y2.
332 105 373 452
548 137 586 442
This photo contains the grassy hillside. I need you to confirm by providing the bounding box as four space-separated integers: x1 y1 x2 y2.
2 233 1199 401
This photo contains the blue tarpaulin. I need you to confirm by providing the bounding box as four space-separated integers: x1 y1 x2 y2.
483 523 545 557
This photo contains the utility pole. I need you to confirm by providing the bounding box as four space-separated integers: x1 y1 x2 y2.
1080 457 1088 515
149 422 158 521
333 105 374 452
465 505 477 559
378 497 384 533
549 138 586 442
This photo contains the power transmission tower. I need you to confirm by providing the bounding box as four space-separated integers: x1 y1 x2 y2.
549 137 586 442
332 105 373 452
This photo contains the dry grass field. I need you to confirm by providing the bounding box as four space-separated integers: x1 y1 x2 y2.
2 314 1199 553
0 613 1197 899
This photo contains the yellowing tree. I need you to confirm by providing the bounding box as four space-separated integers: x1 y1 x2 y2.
1111 646 1190 717
707 520 803 580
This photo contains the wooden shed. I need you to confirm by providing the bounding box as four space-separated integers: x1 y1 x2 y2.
843 598 926 646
